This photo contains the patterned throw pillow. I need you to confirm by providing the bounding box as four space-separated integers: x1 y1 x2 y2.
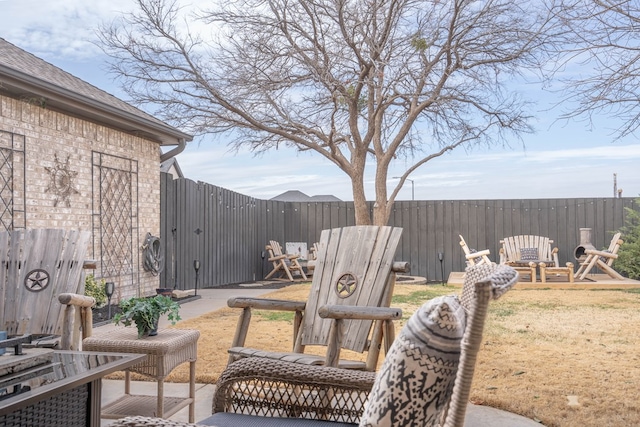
520 247 538 261
359 295 466 427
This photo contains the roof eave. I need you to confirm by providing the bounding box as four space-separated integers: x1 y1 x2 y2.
0 65 193 146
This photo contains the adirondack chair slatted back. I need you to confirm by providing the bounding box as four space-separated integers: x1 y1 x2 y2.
302 225 403 353
604 232 623 266
0 229 90 337
269 240 284 257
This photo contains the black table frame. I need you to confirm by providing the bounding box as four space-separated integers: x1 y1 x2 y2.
0 350 145 427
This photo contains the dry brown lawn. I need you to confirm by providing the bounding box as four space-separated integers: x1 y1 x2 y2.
164 283 640 427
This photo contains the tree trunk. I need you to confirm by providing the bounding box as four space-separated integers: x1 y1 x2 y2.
351 175 372 225
373 162 391 226
373 198 390 226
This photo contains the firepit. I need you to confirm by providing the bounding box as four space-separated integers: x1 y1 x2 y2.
574 228 596 262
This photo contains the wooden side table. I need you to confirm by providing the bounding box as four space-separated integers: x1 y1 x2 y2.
539 262 575 284
83 328 200 422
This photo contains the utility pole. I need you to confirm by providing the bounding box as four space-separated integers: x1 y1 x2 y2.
393 177 415 200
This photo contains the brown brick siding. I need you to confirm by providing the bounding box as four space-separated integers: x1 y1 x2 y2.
0 94 161 300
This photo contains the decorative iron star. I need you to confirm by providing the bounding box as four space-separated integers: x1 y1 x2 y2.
335 273 357 298
24 269 50 292
45 153 79 207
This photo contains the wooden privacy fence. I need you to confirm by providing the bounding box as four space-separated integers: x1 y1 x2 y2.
160 173 637 288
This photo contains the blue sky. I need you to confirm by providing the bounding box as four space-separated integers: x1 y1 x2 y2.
2 0 639 201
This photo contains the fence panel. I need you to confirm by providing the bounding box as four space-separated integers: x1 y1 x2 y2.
160 174 637 287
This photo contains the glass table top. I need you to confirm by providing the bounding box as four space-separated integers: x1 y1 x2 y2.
0 350 144 412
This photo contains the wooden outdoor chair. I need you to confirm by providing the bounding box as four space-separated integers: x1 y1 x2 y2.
264 240 308 282
459 235 491 266
575 233 625 280
227 225 408 371
109 263 518 427
306 242 320 276
499 235 566 283
0 229 92 348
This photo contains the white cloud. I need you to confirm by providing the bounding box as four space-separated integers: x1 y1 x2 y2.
0 0 136 59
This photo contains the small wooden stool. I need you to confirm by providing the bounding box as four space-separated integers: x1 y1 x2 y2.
508 261 537 283
539 262 574 284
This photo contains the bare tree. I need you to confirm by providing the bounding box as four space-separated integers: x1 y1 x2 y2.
552 0 640 139
99 0 558 225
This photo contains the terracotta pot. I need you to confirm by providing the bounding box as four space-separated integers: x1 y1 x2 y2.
156 288 173 297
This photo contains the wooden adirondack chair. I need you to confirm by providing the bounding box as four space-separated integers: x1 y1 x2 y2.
459 235 491 266
0 229 91 346
227 225 408 371
575 233 625 280
264 240 307 281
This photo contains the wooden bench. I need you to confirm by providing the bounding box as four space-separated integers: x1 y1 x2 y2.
499 235 573 283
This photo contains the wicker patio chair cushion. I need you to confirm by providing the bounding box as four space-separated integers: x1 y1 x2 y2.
200 413 357 426
107 416 204 426
519 247 538 261
359 294 466 427
110 414 356 427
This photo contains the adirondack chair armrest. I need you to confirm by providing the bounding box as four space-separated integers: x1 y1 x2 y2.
318 305 402 321
58 293 96 350
465 249 490 260
550 247 560 267
227 297 306 312
267 254 288 262
499 248 507 264
58 293 96 308
392 261 410 273
227 298 308 356
584 248 618 259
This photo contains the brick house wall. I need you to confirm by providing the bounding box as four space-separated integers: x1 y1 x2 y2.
0 94 161 300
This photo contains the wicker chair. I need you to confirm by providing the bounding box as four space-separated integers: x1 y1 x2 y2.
108 263 518 427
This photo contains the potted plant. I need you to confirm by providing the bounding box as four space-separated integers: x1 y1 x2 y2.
84 274 107 308
113 295 181 338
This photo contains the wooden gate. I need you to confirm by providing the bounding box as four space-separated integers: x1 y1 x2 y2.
0 229 90 337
